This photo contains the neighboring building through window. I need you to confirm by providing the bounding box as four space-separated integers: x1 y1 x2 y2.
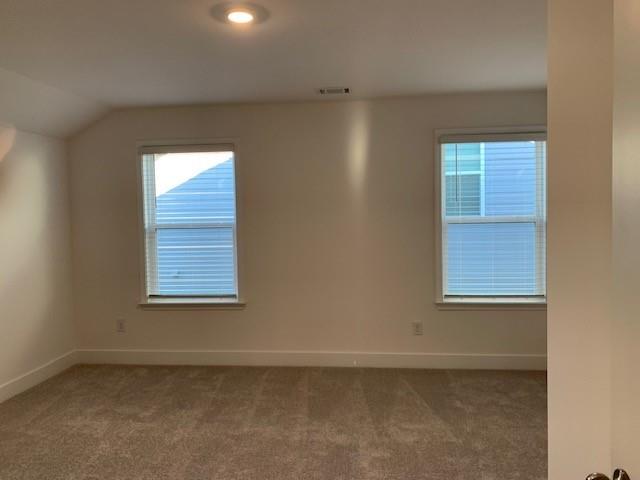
439 131 546 302
140 145 238 301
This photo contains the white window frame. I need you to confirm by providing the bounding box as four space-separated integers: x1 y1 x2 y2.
434 126 547 310
136 139 245 309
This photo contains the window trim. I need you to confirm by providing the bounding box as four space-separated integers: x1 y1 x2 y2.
434 126 547 308
135 138 245 309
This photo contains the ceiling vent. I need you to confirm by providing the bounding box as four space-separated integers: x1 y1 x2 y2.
318 87 351 95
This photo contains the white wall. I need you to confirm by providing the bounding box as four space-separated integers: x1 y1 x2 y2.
547 0 614 478
68 91 547 368
0 126 76 400
612 0 640 474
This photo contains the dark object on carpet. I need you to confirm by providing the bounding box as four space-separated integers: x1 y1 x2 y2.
0 365 546 479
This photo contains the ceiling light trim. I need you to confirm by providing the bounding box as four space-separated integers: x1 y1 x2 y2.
211 2 270 25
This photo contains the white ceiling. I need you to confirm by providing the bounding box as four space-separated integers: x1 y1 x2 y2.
0 0 546 109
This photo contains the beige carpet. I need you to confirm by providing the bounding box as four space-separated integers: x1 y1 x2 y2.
0 365 546 479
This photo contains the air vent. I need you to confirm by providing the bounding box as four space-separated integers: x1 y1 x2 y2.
318 87 351 95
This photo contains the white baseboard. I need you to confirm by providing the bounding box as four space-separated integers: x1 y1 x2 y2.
0 351 77 404
77 349 546 370
0 349 544 403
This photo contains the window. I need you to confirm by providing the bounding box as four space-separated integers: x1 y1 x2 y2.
437 130 546 303
140 144 239 303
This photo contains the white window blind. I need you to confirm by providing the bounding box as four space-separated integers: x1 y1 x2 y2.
141 146 238 299
440 133 546 300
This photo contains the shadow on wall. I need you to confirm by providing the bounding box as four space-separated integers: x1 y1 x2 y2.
0 125 17 218
346 102 371 211
0 126 16 163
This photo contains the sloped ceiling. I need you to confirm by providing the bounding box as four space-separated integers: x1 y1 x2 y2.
0 67 107 138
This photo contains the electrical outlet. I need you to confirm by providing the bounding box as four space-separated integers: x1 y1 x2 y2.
412 321 423 336
116 318 126 333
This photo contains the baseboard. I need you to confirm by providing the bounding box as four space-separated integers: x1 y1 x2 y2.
0 351 77 404
0 349 545 402
77 349 546 370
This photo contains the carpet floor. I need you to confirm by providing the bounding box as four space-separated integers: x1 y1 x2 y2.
0 365 546 479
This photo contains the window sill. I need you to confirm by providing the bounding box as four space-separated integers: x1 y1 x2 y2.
435 299 546 311
139 298 246 311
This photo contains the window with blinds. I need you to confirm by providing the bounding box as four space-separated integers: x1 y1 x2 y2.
439 132 546 301
140 145 238 300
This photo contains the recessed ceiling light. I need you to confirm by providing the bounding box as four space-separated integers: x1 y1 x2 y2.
227 8 254 24
210 3 270 26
